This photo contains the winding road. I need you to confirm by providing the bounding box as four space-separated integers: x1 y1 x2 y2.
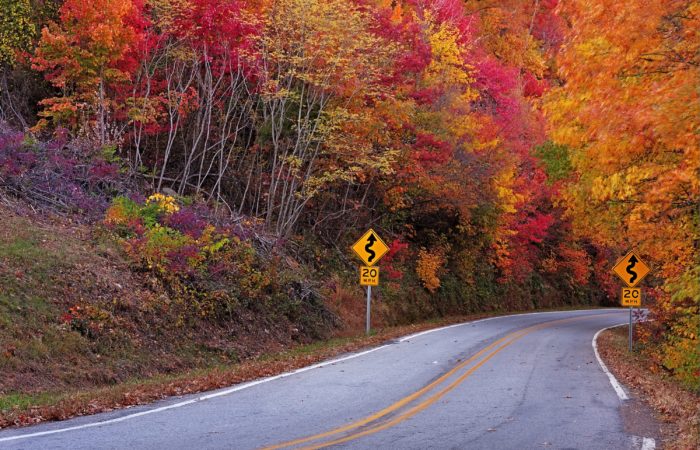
0 309 656 449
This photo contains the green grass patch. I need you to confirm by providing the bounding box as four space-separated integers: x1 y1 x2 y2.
0 391 65 412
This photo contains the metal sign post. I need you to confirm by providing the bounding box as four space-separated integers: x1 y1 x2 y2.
359 266 379 335
366 286 372 335
628 307 633 351
621 288 641 351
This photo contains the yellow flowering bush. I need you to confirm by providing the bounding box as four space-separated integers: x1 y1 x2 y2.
146 193 180 214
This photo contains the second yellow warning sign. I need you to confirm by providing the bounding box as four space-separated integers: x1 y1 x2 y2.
621 288 641 307
612 251 650 288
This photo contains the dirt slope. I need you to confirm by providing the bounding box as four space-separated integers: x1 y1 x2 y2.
0 206 332 396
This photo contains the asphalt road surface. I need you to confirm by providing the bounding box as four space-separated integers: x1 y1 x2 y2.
0 309 654 449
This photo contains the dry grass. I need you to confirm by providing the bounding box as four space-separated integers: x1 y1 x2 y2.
323 274 378 335
598 327 700 449
0 205 336 401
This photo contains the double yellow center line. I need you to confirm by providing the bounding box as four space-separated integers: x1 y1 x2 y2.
263 313 616 450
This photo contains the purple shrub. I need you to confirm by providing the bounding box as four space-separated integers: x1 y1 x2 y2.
0 128 24 151
129 191 147 205
164 207 208 239
89 161 120 183
0 123 132 221
166 244 202 275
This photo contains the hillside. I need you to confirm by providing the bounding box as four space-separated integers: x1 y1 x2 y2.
0 205 333 396
1 194 609 398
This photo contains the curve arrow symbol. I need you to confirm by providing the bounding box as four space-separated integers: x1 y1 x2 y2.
365 234 377 263
626 255 638 284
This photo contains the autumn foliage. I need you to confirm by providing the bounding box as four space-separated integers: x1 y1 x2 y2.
545 0 699 388
0 0 696 390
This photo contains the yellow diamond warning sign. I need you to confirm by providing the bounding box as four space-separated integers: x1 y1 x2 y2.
621 288 642 307
351 229 389 267
360 266 379 286
612 250 650 288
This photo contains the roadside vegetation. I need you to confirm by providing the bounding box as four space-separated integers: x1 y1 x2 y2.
0 0 696 427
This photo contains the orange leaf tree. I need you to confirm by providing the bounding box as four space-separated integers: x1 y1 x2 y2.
545 0 699 388
32 0 147 141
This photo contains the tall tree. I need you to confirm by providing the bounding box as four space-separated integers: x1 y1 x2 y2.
32 0 147 142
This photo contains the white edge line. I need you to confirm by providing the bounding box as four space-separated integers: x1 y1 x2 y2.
593 324 657 450
632 435 657 450
642 437 656 450
0 308 622 443
0 400 197 443
592 324 629 400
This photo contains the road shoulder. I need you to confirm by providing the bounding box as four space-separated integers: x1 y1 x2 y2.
596 326 700 449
